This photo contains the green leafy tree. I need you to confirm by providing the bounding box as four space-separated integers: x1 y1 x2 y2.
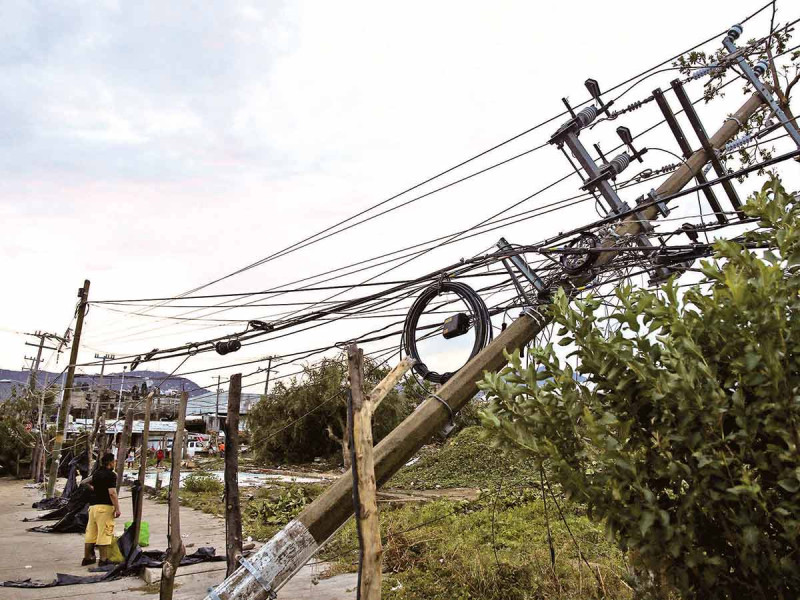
248 353 418 466
479 177 800 599
0 388 35 476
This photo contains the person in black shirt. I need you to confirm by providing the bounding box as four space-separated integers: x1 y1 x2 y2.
83 453 122 566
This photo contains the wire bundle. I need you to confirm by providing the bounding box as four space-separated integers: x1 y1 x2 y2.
402 281 492 384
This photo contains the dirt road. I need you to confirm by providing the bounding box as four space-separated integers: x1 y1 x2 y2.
0 477 356 600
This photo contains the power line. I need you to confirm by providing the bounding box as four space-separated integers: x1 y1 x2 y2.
87 3 777 344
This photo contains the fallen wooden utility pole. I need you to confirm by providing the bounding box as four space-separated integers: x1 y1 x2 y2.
159 392 188 600
204 91 766 600
46 279 90 498
130 392 153 555
224 374 243 577
116 409 134 491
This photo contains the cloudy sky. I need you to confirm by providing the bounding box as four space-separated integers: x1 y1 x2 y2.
2 0 798 394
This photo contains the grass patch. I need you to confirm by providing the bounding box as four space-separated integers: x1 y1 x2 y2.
389 426 539 490
155 480 327 541
321 491 631 600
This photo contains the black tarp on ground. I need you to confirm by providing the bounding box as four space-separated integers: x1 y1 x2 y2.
3 481 224 589
26 486 91 532
30 451 88 511
26 453 92 526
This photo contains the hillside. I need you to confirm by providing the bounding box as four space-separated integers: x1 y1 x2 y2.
0 367 210 400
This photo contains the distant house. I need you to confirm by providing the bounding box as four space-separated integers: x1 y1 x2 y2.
70 418 178 451
187 390 262 432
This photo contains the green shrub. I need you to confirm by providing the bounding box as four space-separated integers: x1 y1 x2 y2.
182 471 223 494
480 177 800 599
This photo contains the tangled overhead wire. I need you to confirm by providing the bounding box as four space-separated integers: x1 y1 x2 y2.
402 280 493 384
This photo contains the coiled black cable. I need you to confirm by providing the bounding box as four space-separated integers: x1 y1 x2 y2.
402 281 492 384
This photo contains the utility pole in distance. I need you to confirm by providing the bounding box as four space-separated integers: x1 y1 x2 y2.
259 357 275 397
95 353 115 390
25 332 57 391
94 352 115 425
46 280 90 498
26 332 47 483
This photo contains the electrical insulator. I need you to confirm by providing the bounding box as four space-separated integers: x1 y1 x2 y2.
689 63 719 81
724 133 753 153
576 106 598 128
753 60 769 78
726 24 743 41
605 152 631 176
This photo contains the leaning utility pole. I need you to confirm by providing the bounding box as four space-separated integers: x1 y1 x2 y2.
46 280 90 498
205 89 767 600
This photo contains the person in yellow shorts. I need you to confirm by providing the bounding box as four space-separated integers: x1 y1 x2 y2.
83 452 122 566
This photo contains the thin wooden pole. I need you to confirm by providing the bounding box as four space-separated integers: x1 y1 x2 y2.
47 281 89 498
131 392 153 554
224 374 243 577
30 443 40 483
86 395 101 473
116 409 134 491
96 415 107 467
347 345 382 600
160 392 188 600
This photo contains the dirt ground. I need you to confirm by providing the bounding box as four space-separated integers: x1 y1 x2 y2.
0 477 356 600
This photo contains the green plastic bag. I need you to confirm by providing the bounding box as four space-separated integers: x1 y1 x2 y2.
108 536 124 564
124 520 150 547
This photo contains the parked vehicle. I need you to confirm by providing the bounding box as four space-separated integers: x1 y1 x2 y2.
185 440 208 457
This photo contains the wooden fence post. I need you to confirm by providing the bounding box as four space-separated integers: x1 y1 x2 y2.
97 415 108 465
116 409 134 491
30 443 41 483
224 374 243 577
131 392 153 554
87 399 101 473
347 344 382 600
160 392 188 600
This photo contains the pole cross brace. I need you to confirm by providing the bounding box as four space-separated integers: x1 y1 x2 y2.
497 237 548 305
670 78 744 218
722 28 800 148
